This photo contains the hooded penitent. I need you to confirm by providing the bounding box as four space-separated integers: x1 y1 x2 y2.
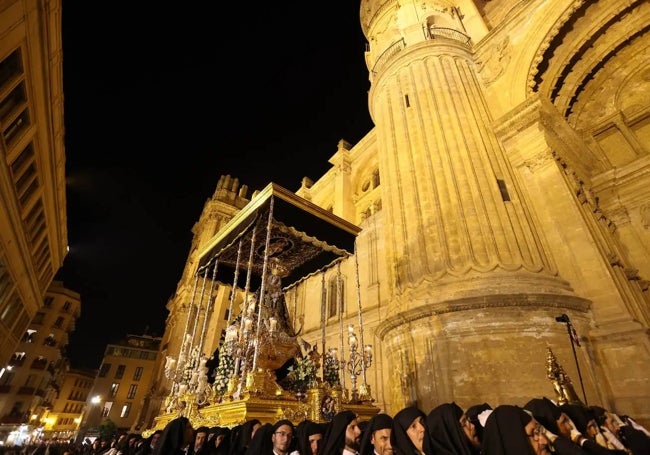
153 416 192 455
482 405 535 455
359 413 394 455
524 397 563 434
427 402 479 455
466 403 493 444
321 410 357 454
393 406 435 455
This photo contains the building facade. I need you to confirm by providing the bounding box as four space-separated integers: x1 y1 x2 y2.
0 0 67 366
148 0 650 430
78 334 161 440
42 366 95 441
0 280 79 445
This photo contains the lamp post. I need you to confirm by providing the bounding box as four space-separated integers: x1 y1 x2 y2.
555 314 588 405
76 395 102 444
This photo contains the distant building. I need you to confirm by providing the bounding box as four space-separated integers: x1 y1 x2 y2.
0 281 80 445
78 334 161 440
42 366 95 441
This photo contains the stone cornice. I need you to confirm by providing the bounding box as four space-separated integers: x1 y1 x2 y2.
376 293 590 339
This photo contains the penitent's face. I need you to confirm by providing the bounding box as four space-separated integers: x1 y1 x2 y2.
371 428 393 454
194 431 207 448
459 413 477 448
272 424 294 455
345 419 362 452
308 433 322 455
525 419 551 455
406 416 426 452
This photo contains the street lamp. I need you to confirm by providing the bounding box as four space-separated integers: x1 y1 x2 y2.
75 395 102 444
88 395 103 431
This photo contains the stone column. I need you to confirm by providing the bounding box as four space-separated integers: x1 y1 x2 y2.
363 0 591 411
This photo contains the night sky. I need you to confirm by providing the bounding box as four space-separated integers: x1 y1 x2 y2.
57 3 375 370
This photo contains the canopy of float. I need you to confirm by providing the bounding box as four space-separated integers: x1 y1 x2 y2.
197 182 361 290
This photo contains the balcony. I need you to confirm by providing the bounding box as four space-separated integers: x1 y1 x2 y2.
426 26 471 45
0 415 27 424
8 356 26 368
41 400 53 409
17 386 35 395
30 358 48 370
371 38 405 76
370 27 472 77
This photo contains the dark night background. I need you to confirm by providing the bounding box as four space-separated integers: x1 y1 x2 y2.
57 3 375 370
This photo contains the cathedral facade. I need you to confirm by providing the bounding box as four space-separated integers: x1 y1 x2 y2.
148 0 650 428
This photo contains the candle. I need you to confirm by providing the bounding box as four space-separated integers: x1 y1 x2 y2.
269 317 277 332
365 344 372 354
329 348 338 360
348 324 355 334
349 334 358 349
244 318 252 331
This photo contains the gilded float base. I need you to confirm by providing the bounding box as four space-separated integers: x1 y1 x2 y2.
147 380 379 434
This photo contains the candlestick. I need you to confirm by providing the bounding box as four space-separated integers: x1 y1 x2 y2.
349 334 358 349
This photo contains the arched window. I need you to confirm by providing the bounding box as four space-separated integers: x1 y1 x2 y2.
327 275 345 318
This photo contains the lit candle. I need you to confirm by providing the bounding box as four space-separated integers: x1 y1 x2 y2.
348 324 355 335
244 317 252 331
349 334 358 349
364 344 372 354
269 317 277 332
226 326 237 342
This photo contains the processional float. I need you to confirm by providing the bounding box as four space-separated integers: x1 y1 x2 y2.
147 183 379 433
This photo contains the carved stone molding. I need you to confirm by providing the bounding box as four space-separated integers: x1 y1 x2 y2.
624 267 639 281
641 203 650 229
476 37 511 86
522 150 555 173
607 252 621 267
493 96 545 142
526 0 587 93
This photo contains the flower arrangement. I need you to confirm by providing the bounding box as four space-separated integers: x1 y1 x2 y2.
212 345 235 398
323 351 341 388
285 353 318 393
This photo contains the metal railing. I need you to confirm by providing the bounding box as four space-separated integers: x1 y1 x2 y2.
427 26 471 45
370 27 472 76
371 38 405 75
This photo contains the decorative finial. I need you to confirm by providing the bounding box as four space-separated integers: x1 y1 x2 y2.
546 347 582 405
